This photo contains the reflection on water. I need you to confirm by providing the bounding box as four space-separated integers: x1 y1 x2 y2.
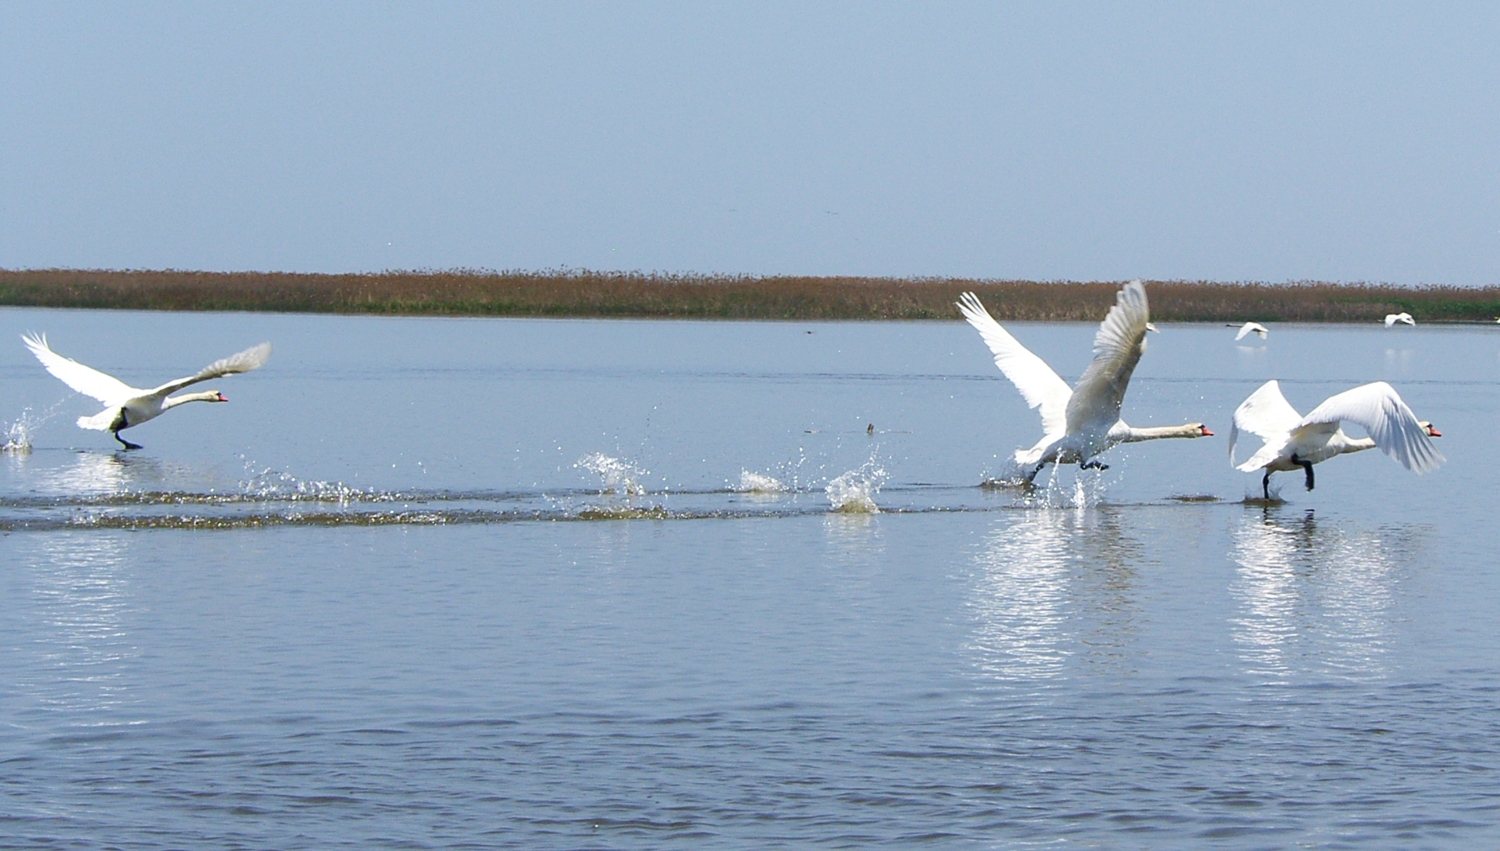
31 450 203 497
1230 508 1412 682
18 533 137 714
966 507 1142 683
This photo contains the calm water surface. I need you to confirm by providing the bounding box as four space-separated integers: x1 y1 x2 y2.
2 308 1498 848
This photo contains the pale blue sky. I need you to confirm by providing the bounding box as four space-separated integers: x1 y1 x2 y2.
3 2 1497 284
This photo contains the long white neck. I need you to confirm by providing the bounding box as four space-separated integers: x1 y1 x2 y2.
1119 423 1204 443
1334 435 1377 455
162 391 221 410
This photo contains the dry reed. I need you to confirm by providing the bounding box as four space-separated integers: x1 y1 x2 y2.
2 268 1498 322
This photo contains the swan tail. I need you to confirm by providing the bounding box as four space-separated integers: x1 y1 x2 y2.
77 409 117 431
1235 443 1281 473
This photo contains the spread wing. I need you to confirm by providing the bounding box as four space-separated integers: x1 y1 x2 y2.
1228 380 1302 466
1065 280 1149 432
957 292 1072 436
1235 322 1267 341
1299 381 1443 473
150 342 273 396
22 333 140 405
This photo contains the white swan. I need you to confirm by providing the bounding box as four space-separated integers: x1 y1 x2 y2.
957 281 1212 482
1229 380 1442 500
1384 312 1415 327
1229 321 1268 341
22 333 272 450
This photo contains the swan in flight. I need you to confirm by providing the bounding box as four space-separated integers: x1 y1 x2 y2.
1229 321 1268 341
1229 380 1442 500
1384 312 1415 327
22 333 272 450
957 281 1212 482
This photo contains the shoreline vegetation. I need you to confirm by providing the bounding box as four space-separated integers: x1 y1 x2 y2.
3 268 1499 323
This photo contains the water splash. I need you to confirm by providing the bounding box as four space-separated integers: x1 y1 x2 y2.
238 462 376 507
1005 462 1116 509
735 470 789 494
825 459 886 513
2 421 31 454
2 404 60 454
575 453 647 496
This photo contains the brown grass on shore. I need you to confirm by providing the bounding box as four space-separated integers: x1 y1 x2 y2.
2 268 1498 322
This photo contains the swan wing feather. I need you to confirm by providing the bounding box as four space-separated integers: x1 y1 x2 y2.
150 342 273 396
1065 280 1149 433
1300 381 1444 473
1228 379 1302 465
957 292 1071 435
1234 322 1267 341
22 333 140 405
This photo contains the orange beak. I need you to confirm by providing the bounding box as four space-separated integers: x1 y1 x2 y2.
216 392 228 402
1428 426 1441 437
1201 427 1214 436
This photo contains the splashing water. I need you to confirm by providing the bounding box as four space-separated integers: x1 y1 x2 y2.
825 460 887 513
575 453 647 496
1019 464 1113 509
2 421 31 454
1 405 57 454
735 470 788 494
238 462 376 507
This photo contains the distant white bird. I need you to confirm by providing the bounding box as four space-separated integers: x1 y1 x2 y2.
1384 312 1415 327
1228 321 1269 341
1229 379 1442 500
957 281 1213 483
22 334 272 450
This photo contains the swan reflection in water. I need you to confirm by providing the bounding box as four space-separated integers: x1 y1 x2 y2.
966 507 1142 684
13 532 137 714
1230 507 1416 682
32 450 197 497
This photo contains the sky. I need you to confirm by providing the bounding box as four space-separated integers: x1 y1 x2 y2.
2 2 1498 285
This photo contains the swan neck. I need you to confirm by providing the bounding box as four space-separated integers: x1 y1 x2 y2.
163 391 221 409
1121 424 1202 442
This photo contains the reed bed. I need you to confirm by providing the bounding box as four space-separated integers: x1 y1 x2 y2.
2 268 1498 322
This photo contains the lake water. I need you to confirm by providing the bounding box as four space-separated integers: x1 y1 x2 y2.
2 307 1498 848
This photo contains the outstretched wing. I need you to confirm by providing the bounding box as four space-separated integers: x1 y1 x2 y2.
150 342 273 396
22 333 140 405
957 292 1072 436
1229 380 1303 467
1234 322 1266 341
1300 381 1444 473
1065 280 1149 432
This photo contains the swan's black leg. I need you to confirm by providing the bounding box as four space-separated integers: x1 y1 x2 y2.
1080 459 1109 471
1262 470 1272 501
1025 461 1048 483
113 430 142 451
1299 460 1314 491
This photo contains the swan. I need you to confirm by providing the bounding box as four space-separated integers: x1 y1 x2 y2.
1229 379 1442 499
1229 321 1268 341
957 281 1213 483
1384 312 1415 327
22 333 272 450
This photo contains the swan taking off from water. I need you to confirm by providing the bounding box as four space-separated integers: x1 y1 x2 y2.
1229 380 1442 500
957 281 1213 483
1384 312 1415 327
1229 321 1268 341
22 333 272 450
